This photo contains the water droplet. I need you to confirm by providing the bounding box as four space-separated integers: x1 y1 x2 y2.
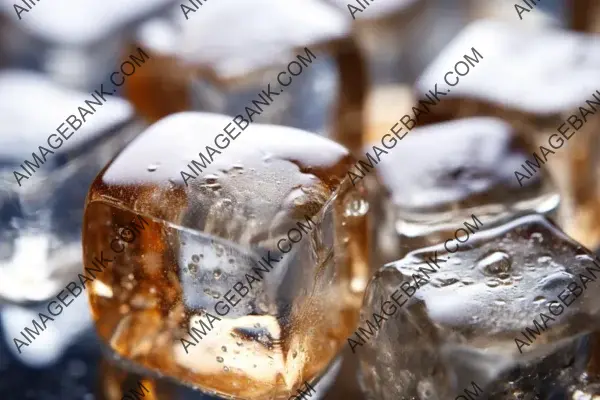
538 255 552 263
205 174 219 184
292 351 298 358
534 295 546 304
192 254 200 263
530 232 544 243
478 251 512 276
431 276 460 288
485 279 500 288
223 366 230 372
236 340 243 346
216 356 224 363
188 263 198 273
540 271 574 292
221 346 227 352
576 254 595 262
461 278 475 285
147 163 160 172
214 269 222 279
344 196 369 217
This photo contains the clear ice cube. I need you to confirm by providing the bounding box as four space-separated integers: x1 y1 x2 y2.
0 70 136 303
356 213 600 399
415 20 600 248
366 117 560 263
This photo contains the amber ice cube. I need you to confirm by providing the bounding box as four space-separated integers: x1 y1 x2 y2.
364 117 559 264
356 213 600 400
126 0 367 155
415 20 600 249
83 112 369 399
0 70 137 304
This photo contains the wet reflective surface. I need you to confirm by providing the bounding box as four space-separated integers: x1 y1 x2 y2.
369 117 560 263
359 214 600 399
83 112 369 399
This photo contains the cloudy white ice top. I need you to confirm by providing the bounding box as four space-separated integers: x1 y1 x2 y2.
0 0 172 45
416 20 600 115
327 0 421 20
0 70 133 162
103 111 349 186
139 0 350 79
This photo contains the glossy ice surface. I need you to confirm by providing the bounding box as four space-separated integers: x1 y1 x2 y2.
83 112 369 399
326 0 422 20
359 214 600 399
0 0 172 45
416 20 600 115
0 70 135 303
371 117 559 261
128 0 364 154
0 0 172 89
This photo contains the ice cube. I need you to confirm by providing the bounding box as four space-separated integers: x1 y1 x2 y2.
414 20 600 248
0 0 173 89
362 117 559 263
82 112 369 399
126 0 367 155
356 214 600 399
0 70 137 303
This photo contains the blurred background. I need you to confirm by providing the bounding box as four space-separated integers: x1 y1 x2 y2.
0 0 587 399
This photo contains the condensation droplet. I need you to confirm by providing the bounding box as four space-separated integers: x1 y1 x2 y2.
485 279 500 288
221 346 227 352
534 295 546 304
344 196 369 217
147 163 159 172
530 232 544 243
216 356 224 363
192 254 200 263
478 251 512 276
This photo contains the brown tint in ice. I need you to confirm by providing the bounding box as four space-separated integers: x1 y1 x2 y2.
125 0 367 155
83 112 369 399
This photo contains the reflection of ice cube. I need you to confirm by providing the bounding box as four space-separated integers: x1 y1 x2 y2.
0 70 138 304
0 235 81 303
358 214 600 399
1 296 92 367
